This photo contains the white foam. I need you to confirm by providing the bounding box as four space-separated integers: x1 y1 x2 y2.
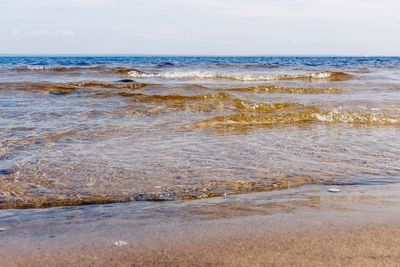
26 66 48 71
128 71 341 81
315 108 400 124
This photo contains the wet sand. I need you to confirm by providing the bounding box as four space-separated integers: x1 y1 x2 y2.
1 183 400 266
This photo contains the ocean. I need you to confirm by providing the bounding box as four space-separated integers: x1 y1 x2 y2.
1 56 400 209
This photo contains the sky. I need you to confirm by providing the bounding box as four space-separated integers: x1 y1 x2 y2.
1 0 400 55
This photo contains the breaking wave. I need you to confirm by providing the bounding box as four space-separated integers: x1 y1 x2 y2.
12 66 143 76
129 70 352 81
195 108 400 129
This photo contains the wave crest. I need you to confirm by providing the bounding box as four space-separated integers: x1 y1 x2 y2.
225 85 344 94
129 71 352 81
67 81 148 90
195 108 400 129
12 66 141 76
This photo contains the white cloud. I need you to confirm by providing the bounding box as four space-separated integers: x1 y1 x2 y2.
29 29 75 36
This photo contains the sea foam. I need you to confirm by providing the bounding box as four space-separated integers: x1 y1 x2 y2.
128 71 351 81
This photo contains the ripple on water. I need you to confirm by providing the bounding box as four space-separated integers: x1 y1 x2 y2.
1 58 400 209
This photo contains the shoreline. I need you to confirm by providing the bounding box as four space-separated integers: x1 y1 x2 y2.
2 183 400 266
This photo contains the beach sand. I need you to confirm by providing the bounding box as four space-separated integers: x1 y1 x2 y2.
1 183 400 266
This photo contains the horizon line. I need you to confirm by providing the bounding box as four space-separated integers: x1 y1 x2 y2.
0 54 399 57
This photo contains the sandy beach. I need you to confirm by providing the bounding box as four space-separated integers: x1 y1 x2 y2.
2 183 400 266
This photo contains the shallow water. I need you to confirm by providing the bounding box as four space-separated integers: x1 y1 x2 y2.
1 56 400 209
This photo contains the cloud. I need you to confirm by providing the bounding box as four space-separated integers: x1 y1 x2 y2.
29 29 75 36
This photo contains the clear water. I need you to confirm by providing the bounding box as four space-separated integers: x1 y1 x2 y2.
1 56 400 209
